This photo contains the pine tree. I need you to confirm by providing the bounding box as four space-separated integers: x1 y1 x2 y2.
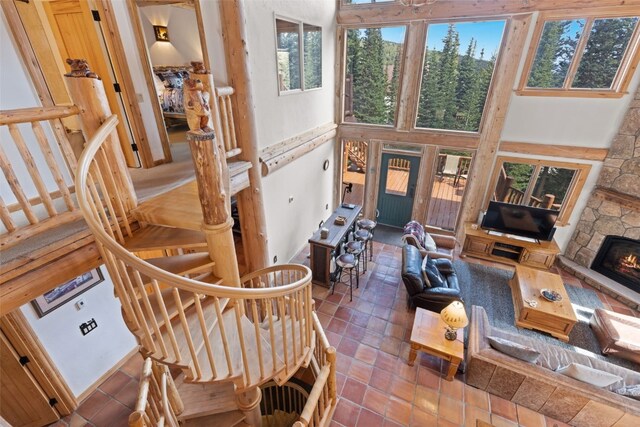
573 17 638 88
436 24 460 129
352 28 387 124
455 39 477 129
528 20 578 88
303 26 322 89
386 51 401 124
416 47 440 128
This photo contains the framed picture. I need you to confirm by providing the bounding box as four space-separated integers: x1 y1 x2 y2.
153 25 170 42
31 268 104 317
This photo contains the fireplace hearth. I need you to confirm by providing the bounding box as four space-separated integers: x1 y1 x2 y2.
591 236 640 292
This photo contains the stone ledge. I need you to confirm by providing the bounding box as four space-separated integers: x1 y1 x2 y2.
558 256 640 310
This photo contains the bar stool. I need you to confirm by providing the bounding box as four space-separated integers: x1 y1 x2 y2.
345 240 365 275
329 252 359 302
354 229 372 273
357 218 377 263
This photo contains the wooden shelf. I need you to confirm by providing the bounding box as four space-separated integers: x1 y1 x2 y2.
461 223 560 270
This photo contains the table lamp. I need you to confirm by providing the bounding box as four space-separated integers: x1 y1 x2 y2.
440 301 468 341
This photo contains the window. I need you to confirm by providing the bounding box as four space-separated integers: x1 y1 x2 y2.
385 157 410 196
487 157 592 225
344 26 406 126
275 18 322 93
416 20 506 132
520 14 640 96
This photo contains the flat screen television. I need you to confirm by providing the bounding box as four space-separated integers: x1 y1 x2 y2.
481 201 558 241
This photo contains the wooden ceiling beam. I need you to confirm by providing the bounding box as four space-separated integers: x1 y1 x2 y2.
337 0 640 25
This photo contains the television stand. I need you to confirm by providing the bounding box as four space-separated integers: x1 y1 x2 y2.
461 223 560 270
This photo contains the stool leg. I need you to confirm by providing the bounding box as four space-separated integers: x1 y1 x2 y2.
369 237 373 262
356 262 360 289
348 268 353 302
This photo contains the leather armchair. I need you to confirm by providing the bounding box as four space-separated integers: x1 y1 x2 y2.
401 244 462 312
401 222 457 260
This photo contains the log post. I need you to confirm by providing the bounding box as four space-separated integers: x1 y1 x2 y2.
236 387 263 427
497 176 515 202
220 0 269 272
542 194 555 209
64 59 137 210
327 346 337 400
187 130 240 288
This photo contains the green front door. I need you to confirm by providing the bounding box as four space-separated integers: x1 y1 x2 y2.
377 153 421 227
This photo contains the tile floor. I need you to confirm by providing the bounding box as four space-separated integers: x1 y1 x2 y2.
50 241 637 427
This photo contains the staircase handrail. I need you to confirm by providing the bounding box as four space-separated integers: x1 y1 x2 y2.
76 117 311 298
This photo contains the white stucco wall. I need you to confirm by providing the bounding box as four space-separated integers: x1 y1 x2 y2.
140 5 203 66
243 0 337 263
20 266 137 397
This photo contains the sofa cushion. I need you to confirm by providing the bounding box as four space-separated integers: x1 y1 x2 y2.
423 232 437 252
614 385 640 401
592 308 640 352
556 363 623 387
488 336 540 363
422 256 446 288
402 245 425 296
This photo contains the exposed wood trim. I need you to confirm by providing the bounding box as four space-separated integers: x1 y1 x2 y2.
411 145 430 223
1 311 77 415
514 89 627 98
261 127 338 176
220 0 269 272
125 0 173 163
0 105 79 125
0 1 54 106
457 15 533 241
260 123 337 160
0 241 102 317
336 1 640 25
397 21 427 132
499 141 609 161
363 140 382 220
334 26 346 209
0 211 84 251
594 187 640 210
95 0 155 169
76 347 139 402
339 123 480 148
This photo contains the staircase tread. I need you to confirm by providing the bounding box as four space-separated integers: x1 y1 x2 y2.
124 225 206 251
182 409 245 427
175 375 237 419
144 253 215 276
264 316 311 385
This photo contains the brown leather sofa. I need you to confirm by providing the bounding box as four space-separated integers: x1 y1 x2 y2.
467 306 640 427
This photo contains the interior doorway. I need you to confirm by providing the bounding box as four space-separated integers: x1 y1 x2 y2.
377 153 421 228
341 139 367 206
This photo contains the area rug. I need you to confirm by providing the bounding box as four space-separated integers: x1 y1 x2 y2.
372 224 403 247
453 259 639 371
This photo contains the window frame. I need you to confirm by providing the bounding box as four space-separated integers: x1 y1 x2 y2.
484 156 592 226
517 11 640 98
273 15 323 95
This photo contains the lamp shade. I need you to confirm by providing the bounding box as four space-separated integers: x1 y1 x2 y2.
440 301 469 330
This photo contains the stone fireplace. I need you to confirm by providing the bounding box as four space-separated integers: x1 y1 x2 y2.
561 87 640 310
591 236 640 291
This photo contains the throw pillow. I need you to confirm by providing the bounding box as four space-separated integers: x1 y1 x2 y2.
613 385 640 401
487 336 540 363
423 256 446 288
404 221 426 247
423 233 437 252
556 363 623 387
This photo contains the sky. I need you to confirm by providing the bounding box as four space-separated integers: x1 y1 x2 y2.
378 20 507 59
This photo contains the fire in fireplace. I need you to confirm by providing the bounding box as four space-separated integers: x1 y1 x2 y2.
591 236 640 292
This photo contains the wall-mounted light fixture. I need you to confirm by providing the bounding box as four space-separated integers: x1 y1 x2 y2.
153 25 170 42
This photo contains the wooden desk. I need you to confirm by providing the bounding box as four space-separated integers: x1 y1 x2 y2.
408 308 464 381
509 265 577 342
308 204 362 287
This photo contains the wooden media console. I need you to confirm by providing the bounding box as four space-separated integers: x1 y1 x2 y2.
461 223 560 269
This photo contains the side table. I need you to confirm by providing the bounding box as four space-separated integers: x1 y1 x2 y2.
408 308 464 381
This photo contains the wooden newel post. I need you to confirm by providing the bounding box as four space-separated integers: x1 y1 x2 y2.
236 387 263 427
187 130 240 288
499 176 515 202
64 59 137 210
327 346 337 400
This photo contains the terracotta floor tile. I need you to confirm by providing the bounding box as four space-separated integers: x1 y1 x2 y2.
384 322 405 339
440 377 464 401
342 378 367 405
345 323 367 341
465 404 492 427
89 398 130 427
390 377 415 403
318 301 339 316
414 385 439 415
368 316 387 334
379 336 402 356
465 384 489 410
492 414 520 427
351 311 371 327
113 378 139 409
118 352 144 380
395 359 418 383
517 404 546 427
333 399 361 426
335 306 354 322
438 395 463 425
362 387 389 415
327 318 348 334
76 390 110 420
362 331 383 349
438 416 461 427
490 395 518 422
336 354 352 375
369 368 393 393
545 416 573 427
325 330 343 347
356 408 384 427
374 351 397 373
417 366 441 391
383 419 404 427
354 344 378 365
98 370 131 397
386 397 412 426
336 372 347 395
411 407 438 427
337 337 360 357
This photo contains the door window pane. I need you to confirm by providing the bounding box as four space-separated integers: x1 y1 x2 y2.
573 17 639 89
416 20 506 132
527 19 585 88
342 140 367 205
303 24 322 89
276 19 301 91
385 157 410 196
345 26 406 125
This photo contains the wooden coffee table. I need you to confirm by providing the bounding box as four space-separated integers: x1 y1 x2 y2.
408 308 464 381
509 265 577 342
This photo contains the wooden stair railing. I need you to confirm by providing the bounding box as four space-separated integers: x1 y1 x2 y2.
0 105 83 250
216 86 242 159
76 116 314 392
